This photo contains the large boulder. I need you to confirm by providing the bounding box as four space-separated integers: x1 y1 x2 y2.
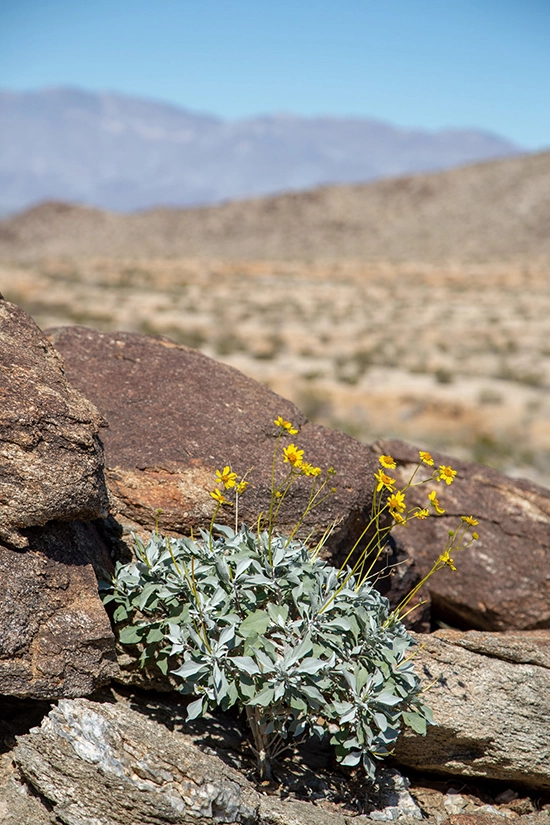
375 439 550 631
46 326 380 563
0 299 109 548
394 628 550 790
0 299 117 698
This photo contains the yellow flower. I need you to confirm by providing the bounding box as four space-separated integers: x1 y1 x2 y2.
379 455 396 469
387 491 406 513
461 515 478 526
301 462 322 477
283 443 304 467
216 465 237 489
236 480 249 494
374 469 396 492
274 416 299 435
428 490 446 515
210 489 227 505
472 532 480 541
392 512 407 525
419 451 434 466
414 508 430 520
439 549 456 571
438 465 457 485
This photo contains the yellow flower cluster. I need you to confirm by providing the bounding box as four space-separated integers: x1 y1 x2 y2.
373 452 466 536
210 464 249 507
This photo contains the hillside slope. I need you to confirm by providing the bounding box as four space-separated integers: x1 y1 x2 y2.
1 150 549 264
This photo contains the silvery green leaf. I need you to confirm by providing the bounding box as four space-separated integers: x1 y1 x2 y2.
218 624 235 648
402 711 427 735
250 686 275 707
213 524 235 539
172 659 208 679
118 625 147 644
296 657 328 675
340 750 361 767
186 696 205 720
232 656 260 676
375 691 402 706
266 602 289 627
287 634 312 666
113 604 129 622
373 712 388 731
239 610 270 637
300 684 325 704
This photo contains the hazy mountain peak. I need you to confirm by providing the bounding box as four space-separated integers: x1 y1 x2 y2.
0 87 522 214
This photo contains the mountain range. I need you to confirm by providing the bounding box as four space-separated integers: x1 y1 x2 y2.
0 87 523 215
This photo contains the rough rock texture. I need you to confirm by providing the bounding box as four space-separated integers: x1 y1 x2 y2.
12 698 428 825
394 629 550 789
12 698 270 825
0 301 118 698
47 326 380 563
0 299 109 548
375 439 550 631
0 520 118 698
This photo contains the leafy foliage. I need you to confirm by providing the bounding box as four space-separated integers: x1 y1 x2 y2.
104 523 432 779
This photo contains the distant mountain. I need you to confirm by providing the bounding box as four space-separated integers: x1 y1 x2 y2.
2 151 549 264
0 87 523 215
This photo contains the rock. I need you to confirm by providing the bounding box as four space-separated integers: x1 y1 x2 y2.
0 753 55 825
0 301 117 698
0 299 109 549
374 439 550 631
14 698 260 825
394 629 550 790
0 520 118 699
47 326 380 563
11 697 434 825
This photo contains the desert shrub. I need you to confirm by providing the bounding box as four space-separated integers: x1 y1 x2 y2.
103 417 478 780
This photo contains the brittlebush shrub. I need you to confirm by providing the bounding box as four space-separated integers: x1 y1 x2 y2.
103 416 478 779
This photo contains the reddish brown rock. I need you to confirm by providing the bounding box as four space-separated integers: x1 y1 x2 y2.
375 438 550 631
0 299 109 548
47 326 381 563
0 520 118 699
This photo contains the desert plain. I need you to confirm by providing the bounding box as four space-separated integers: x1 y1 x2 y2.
2 150 550 486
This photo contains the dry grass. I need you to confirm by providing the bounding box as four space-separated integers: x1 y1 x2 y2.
5 255 550 488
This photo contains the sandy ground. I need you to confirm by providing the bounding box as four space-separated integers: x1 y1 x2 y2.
5 256 550 488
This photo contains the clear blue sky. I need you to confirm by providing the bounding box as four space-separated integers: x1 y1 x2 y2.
1 0 548 149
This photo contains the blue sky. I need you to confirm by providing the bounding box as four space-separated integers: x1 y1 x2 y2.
1 0 548 149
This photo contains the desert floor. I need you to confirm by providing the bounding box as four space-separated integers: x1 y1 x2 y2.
5 256 550 487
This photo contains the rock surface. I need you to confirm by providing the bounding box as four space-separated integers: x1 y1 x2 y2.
0 300 117 698
375 439 550 631
11 697 429 825
0 299 109 549
0 520 118 698
47 326 381 563
394 628 550 789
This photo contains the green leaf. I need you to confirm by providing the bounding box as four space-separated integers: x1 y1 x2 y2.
172 659 208 679
402 711 427 735
239 610 270 637
113 604 129 623
186 696 205 720
118 625 146 645
250 686 275 707
146 626 165 644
